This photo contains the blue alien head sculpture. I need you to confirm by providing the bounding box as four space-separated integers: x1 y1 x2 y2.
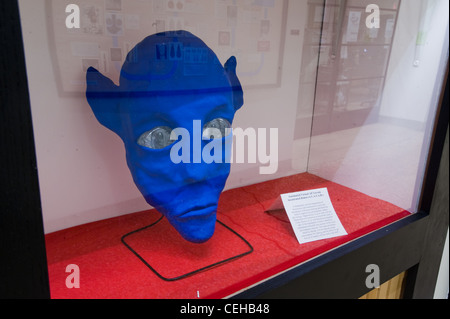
86 31 243 243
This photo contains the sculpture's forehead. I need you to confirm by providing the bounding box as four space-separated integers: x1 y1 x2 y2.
119 31 230 93
125 93 235 134
127 91 233 115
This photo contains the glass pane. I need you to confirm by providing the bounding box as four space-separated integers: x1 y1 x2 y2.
18 0 448 299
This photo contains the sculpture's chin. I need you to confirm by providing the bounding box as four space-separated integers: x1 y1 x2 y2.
168 207 217 244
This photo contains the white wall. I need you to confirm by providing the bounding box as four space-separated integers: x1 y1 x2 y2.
228 0 310 186
19 0 310 233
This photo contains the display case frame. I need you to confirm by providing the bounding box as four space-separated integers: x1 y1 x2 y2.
0 0 448 299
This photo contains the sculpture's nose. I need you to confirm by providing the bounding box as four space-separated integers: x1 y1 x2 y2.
182 164 208 185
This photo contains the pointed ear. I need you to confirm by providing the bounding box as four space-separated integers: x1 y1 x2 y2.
224 56 244 111
86 67 124 137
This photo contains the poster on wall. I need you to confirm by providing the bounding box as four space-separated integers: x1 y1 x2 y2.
47 0 288 95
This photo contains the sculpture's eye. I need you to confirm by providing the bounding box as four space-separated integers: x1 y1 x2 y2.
138 126 174 149
203 118 231 140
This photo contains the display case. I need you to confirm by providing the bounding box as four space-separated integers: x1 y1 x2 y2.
0 0 448 300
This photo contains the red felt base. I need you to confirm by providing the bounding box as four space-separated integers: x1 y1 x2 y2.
120 217 253 281
45 173 410 299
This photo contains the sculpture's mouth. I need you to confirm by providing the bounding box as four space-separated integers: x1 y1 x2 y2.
175 204 217 220
168 204 218 243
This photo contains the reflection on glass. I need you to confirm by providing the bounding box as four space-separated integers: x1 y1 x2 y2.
301 0 449 211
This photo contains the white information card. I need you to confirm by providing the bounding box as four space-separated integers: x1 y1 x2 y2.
279 188 347 244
